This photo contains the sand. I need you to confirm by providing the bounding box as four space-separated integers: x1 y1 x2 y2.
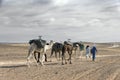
0 43 120 80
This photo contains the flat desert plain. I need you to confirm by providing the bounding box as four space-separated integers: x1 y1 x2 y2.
0 43 120 80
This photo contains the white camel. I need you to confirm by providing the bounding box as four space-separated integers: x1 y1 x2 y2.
27 40 54 67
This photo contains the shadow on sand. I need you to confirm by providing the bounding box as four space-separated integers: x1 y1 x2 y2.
0 64 27 68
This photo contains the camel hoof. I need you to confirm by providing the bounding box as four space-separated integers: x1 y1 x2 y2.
37 61 40 63
62 63 64 65
45 60 47 62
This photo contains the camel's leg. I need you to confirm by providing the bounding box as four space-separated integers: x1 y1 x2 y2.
37 52 40 63
58 51 61 61
27 45 34 67
61 51 65 65
69 51 72 64
34 52 41 66
27 47 33 60
44 54 47 62
65 52 67 64
43 47 47 62
27 48 33 67
50 50 54 61
33 51 39 66
27 49 32 58
62 46 66 65
40 54 45 66
61 54 64 65
34 51 37 62
27 55 31 68
55 51 58 61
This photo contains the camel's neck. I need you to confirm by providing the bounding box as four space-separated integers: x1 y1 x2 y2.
48 42 53 49
44 42 54 51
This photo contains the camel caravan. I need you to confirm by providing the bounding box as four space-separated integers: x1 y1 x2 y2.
27 36 86 67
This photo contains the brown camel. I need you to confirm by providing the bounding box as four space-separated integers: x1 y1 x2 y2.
61 41 73 65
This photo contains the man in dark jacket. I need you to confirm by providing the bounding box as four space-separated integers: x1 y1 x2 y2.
91 44 97 61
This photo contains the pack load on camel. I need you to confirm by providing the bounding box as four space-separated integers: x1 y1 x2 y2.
29 39 46 48
64 39 73 46
29 36 46 48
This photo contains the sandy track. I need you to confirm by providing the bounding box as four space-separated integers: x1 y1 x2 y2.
0 54 119 66
74 57 120 80
0 43 120 80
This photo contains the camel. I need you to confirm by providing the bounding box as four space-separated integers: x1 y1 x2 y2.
61 41 73 65
72 42 80 58
50 42 63 61
27 39 54 67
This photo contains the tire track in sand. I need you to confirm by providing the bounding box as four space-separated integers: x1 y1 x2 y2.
106 68 120 80
72 57 120 80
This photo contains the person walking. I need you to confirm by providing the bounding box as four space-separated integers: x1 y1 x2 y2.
85 45 91 60
79 42 84 60
91 44 97 61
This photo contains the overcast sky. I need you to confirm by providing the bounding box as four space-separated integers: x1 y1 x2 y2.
0 0 120 43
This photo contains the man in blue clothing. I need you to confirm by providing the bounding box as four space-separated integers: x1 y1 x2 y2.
91 44 97 61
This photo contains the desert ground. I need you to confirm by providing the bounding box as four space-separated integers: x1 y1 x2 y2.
0 42 120 80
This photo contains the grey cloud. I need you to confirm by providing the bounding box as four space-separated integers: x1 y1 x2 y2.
0 0 2 4
32 0 51 5
93 0 120 13
2 0 51 7
0 0 120 42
